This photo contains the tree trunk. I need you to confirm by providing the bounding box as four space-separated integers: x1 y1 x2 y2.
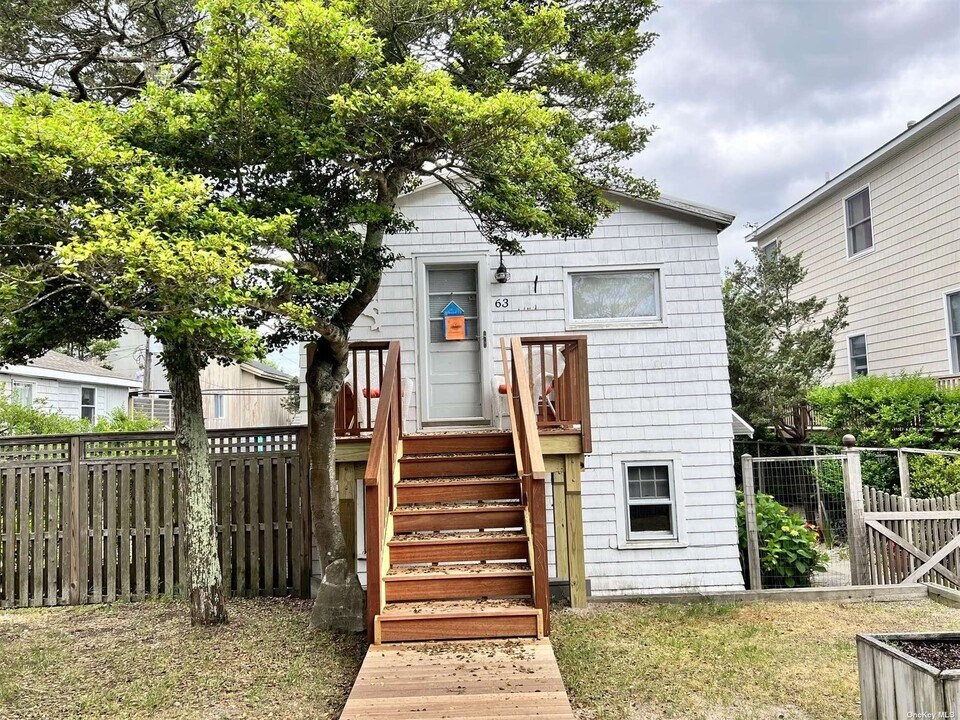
307 337 364 632
165 338 227 625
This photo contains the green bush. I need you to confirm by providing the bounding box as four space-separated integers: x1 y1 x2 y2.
905 454 960 498
737 490 827 588
809 374 960 448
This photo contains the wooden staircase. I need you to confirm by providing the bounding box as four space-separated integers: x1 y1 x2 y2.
375 436 543 642
363 339 551 644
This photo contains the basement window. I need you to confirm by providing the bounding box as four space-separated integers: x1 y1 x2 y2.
624 462 676 541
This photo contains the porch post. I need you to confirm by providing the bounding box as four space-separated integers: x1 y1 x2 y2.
552 472 569 580
564 453 587 608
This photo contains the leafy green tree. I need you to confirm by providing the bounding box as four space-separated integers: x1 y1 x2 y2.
138 0 658 631
57 339 121 369
724 247 848 441
1 0 659 631
0 0 201 102
0 94 294 624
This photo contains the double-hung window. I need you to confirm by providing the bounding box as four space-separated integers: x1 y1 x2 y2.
849 335 868 377
567 268 661 328
761 240 778 260
624 463 676 540
845 188 873 257
213 393 226 420
11 381 33 406
80 386 96 422
947 292 960 372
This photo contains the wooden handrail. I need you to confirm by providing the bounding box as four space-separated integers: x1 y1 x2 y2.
361 340 402 642
502 336 550 635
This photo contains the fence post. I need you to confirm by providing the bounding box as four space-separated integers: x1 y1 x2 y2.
842 435 870 586
897 449 911 498
68 435 81 605
740 454 762 590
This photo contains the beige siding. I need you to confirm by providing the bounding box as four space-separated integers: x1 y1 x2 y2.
200 364 292 429
764 115 960 383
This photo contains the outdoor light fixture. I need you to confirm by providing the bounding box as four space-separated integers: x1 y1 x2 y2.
495 251 510 283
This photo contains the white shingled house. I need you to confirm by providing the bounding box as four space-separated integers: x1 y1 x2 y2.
300 181 746 599
0 350 140 423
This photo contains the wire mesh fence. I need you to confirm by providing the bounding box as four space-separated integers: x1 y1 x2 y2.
744 454 851 588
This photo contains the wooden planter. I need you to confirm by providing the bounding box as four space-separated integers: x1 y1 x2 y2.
857 632 960 719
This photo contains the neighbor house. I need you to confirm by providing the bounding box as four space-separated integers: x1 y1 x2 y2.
298 180 745 599
748 94 960 383
108 323 296 429
0 350 140 423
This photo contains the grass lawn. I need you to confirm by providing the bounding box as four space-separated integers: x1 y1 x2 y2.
551 599 960 720
5 596 960 719
0 597 364 719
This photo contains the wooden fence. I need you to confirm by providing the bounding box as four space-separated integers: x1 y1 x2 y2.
863 487 960 587
0 427 311 609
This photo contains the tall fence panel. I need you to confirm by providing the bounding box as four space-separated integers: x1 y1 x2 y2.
742 453 855 589
0 427 311 609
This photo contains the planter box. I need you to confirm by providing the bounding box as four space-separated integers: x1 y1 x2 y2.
857 632 960 719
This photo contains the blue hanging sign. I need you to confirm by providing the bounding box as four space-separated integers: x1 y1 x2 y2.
440 300 465 317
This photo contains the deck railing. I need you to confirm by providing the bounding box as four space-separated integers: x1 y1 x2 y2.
519 335 592 453
335 341 392 436
361 340 402 642
502 337 551 635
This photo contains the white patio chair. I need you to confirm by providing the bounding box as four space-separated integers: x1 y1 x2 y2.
528 350 566 419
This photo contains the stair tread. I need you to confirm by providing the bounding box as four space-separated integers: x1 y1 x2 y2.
389 530 526 544
380 598 536 617
394 501 521 513
401 452 514 459
396 475 519 485
386 562 530 578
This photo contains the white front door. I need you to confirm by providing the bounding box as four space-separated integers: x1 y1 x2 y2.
418 259 489 426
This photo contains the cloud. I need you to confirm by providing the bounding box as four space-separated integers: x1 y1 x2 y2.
627 0 960 268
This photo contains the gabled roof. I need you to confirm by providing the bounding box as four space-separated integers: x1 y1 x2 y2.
401 177 735 231
732 410 755 438
3 350 141 388
749 93 960 242
241 360 294 384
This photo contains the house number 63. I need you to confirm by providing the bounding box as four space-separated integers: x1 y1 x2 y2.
495 298 510 309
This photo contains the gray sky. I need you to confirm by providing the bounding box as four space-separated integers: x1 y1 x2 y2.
630 0 960 268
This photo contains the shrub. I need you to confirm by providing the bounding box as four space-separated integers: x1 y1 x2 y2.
809 374 960 448
906 454 960 498
737 490 828 588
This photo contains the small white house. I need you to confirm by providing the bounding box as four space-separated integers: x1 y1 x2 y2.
300 181 745 598
0 350 140 423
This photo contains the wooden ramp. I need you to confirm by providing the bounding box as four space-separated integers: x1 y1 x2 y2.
340 639 576 719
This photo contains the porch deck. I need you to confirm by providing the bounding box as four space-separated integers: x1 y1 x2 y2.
340 638 576 720
322 335 591 644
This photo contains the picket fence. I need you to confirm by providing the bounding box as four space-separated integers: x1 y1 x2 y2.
0 426 311 608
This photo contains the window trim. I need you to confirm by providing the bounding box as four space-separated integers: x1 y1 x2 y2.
563 265 666 330
612 453 687 549
80 385 97 423
943 289 960 373
848 333 869 378
213 393 227 420
10 380 34 406
843 184 875 259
